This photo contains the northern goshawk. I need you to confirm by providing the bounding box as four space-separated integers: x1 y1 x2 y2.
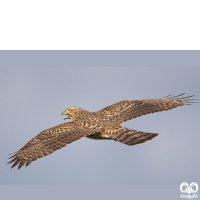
7 93 197 169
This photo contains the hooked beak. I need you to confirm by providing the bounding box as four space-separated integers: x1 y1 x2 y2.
62 111 69 120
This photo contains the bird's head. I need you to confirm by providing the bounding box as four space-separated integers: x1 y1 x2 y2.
62 107 83 120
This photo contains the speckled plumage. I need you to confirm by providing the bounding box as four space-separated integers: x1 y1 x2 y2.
7 93 197 169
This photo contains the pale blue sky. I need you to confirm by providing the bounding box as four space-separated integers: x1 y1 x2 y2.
0 51 199 186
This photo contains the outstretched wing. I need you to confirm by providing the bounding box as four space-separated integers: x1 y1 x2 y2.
7 120 103 169
95 93 197 124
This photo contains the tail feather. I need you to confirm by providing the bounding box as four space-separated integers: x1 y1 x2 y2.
110 129 158 146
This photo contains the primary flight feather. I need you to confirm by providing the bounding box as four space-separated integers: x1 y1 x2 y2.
7 93 197 169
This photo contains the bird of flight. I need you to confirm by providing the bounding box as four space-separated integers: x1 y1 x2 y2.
7 93 197 169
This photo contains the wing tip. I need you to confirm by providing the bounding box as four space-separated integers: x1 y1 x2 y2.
7 154 33 169
162 93 199 105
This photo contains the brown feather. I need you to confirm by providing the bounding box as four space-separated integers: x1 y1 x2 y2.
94 93 198 124
106 125 159 146
7 94 197 169
7 156 17 164
8 116 104 169
11 160 21 168
25 160 32 167
18 160 26 169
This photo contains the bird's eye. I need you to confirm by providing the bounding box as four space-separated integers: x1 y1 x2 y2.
70 109 73 112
